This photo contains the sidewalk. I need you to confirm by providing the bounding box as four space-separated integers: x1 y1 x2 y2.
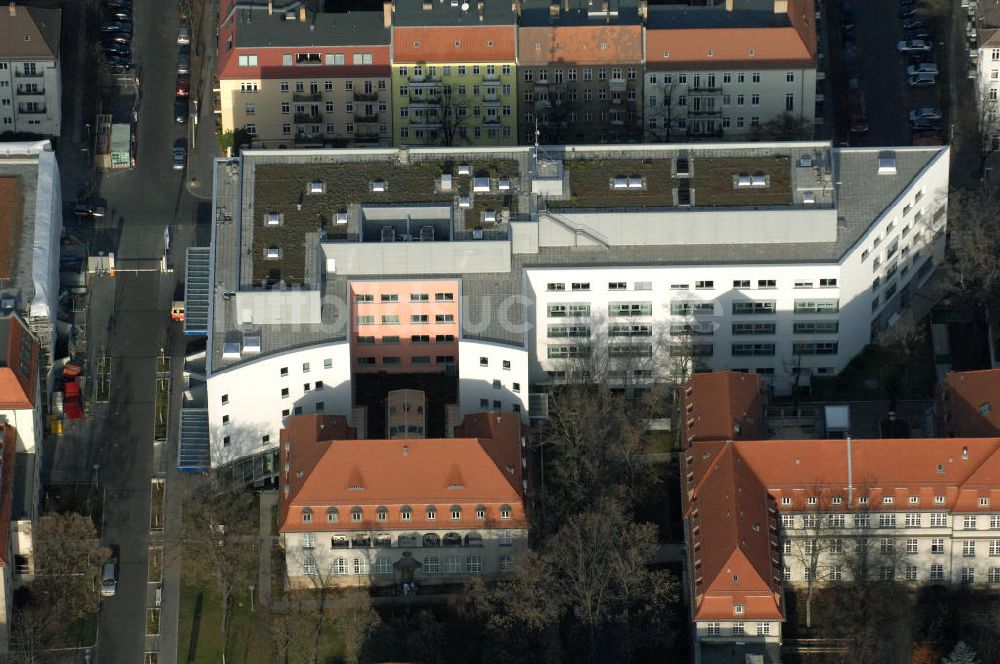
185 0 220 200
259 490 278 608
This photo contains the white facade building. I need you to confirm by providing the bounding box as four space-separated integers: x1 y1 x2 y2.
0 4 61 138
188 141 950 475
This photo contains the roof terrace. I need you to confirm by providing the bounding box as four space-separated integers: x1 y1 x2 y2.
546 154 794 209
251 155 523 285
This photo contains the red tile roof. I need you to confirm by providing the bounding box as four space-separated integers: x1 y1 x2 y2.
686 437 1000 620
279 412 526 533
941 369 1000 438
0 314 38 410
645 26 813 70
392 26 516 63
518 25 643 65
680 371 765 446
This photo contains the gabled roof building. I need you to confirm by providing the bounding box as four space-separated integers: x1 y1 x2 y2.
0 3 62 137
278 412 527 587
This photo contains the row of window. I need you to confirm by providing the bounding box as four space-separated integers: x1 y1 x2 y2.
544 300 839 318
527 88 636 103
357 334 455 344
319 530 514 549
649 71 797 85
244 100 388 116
398 124 512 140
301 554 511 576
357 314 455 325
261 122 388 136
542 320 838 337
546 279 838 292
548 342 837 359
782 513 1000 529
398 64 510 77
356 355 454 366
704 622 772 637
399 83 511 97
302 504 513 524
784 563 1000 584
785 537 1000 557
356 292 454 303
649 92 794 112
524 66 637 82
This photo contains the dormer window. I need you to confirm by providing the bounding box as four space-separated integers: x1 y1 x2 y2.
859 496 869 506
376 506 389 522
351 506 363 522
781 497 792 505
427 505 437 521
884 497 894 505
400 505 412 522
451 505 462 520
476 505 486 520
734 604 745 616
832 497 843 505
326 507 338 523
302 507 313 524
500 504 511 520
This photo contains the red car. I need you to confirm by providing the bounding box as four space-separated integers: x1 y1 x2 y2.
176 77 189 97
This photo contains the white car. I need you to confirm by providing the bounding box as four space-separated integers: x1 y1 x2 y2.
908 107 942 122
906 63 939 76
907 72 938 87
177 24 190 45
897 39 932 53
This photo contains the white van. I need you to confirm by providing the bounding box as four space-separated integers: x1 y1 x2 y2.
100 561 117 597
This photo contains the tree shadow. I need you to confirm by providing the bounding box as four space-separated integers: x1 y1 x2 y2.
185 591 203 663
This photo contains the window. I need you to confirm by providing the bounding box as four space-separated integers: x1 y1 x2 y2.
354 558 369 575
451 506 462 520
904 563 918 581
466 556 483 573
906 538 918 554
992 515 1000 529
990 568 1000 583
733 280 750 288
965 516 978 529
351 507 363 523
423 556 440 574
280 388 289 399
382 315 399 324
302 508 313 524
732 322 776 335
962 567 975 583
905 513 921 527
303 557 318 575
981 497 991 508
963 540 977 557
445 556 462 574
707 622 721 636
732 622 745 636
732 343 775 356
794 299 840 314
782 539 792 554
732 301 775 315
426 506 437 521
695 280 714 289
855 514 871 528
880 538 895 554
499 555 512 572
500 505 512 520
734 604 745 616
930 564 944 580
830 514 845 528
781 514 794 528
931 538 944 553
931 513 948 527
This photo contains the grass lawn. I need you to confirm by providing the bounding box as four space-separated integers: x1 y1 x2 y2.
51 609 98 648
148 547 163 582
642 430 674 455
150 480 165 531
154 377 170 441
177 569 272 664
43 484 104 532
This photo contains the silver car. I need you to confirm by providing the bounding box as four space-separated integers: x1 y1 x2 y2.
177 51 190 74
100 561 117 597
173 147 186 170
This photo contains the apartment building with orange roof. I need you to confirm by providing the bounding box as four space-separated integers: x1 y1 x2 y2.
0 313 40 455
681 369 1000 662
516 0 645 145
940 369 1000 438
278 411 527 587
390 0 518 146
679 370 766 446
644 0 817 140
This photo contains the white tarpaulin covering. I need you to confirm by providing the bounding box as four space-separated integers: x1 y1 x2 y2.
30 146 62 325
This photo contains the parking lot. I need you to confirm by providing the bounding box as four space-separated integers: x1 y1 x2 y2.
830 0 950 146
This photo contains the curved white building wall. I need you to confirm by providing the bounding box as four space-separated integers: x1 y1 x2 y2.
206 342 352 467
458 340 529 421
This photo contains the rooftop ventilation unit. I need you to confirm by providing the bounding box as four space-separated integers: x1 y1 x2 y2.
336 210 348 225
628 177 643 189
675 157 691 177
877 153 897 175
799 155 813 168
736 174 752 188
419 225 435 241
381 226 396 242
613 176 629 189
222 342 242 358
484 210 497 223
265 211 282 226
308 180 325 194
243 336 261 353
751 174 768 187
458 164 471 176
498 177 511 190
264 246 282 259
803 191 816 204
459 195 472 208
440 173 453 191
371 180 387 192
473 177 490 192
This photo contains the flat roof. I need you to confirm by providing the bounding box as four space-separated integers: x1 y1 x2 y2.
206 142 946 367
232 7 390 48
390 0 516 27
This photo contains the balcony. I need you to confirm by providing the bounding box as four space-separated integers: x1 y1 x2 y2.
483 115 500 125
17 105 47 114
354 90 379 101
293 92 321 102
14 70 42 78
408 77 443 89
408 95 441 107
16 88 45 96
409 121 442 130
294 113 321 123
609 77 627 91
354 113 379 123
483 72 500 81
690 85 723 93
688 106 722 116
534 78 549 86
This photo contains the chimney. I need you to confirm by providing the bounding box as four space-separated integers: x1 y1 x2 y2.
773 0 788 12
549 2 559 17
403 445 409 456
383 0 393 27
8 2 15 17
962 446 969 460
267 0 272 15
563 0 569 12
298 6 306 21
725 0 733 10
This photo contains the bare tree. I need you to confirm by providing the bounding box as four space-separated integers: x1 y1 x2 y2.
785 487 839 629
750 112 814 141
436 86 467 147
331 590 381 664
646 83 680 143
32 512 110 621
944 186 1000 320
974 83 1000 179
179 482 258 657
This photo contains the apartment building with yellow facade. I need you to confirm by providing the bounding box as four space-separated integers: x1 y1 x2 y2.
216 0 392 147
390 0 517 146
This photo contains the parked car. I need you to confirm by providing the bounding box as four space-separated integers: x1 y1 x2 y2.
177 24 190 45
106 55 132 69
107 10 130 21
908 72 938 87
106 0 131 8
100 38 129 51
898 39 932 53
172 146 186 170
100 549 118 598
73 201 106 217
102 32 130 44
898 5 918 18
902 17 927 30
907 63 939 76
177 50 190 74
842 10 855 30
175 97 189 123
103 44 130 57
100 21 132 34
908 106 943 122
176 76 190 96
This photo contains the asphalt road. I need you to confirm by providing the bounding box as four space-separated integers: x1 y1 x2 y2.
43 0 216 661
850 0 909 147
